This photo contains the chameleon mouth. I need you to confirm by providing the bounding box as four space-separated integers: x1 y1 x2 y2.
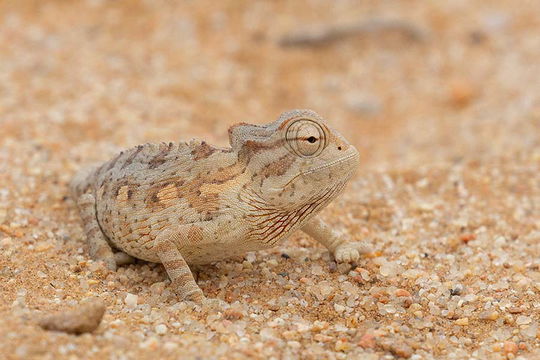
302 151 359 175
279 151 359 190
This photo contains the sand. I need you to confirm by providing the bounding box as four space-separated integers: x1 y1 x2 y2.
0 0 539 359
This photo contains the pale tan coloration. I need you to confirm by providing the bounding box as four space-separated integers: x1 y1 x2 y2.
70 109 364 302
38 298 106 335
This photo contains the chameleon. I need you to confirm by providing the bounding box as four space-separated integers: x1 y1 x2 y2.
70 109 364 302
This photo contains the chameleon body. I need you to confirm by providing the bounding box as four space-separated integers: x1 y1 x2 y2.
71 109 364 302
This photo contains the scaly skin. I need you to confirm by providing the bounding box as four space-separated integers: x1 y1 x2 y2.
70 109 365 302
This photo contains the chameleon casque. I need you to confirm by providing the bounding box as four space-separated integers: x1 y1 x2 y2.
71 109 364 302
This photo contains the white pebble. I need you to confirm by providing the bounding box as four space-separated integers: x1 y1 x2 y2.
163 342 178 351
140 337 158 349
267 259 278 267
125 293 138 308
516 315 531 325
155 324 167 335
521 323 537 338
380 262 398 277
311 264 324 276
314 281 335 301
287 340 301 349
246 252 256 263
1 237 13 247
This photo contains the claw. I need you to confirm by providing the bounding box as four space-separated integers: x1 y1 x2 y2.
334 242 365 263
185 290 205 304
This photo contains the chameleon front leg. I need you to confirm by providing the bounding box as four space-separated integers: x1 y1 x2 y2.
302 217 369 263
77 194 117 271
154 228 205 303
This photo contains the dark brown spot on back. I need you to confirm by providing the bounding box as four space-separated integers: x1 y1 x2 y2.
191 141 217 160
145 180 184 210
148 144 172 169
121 145 144 170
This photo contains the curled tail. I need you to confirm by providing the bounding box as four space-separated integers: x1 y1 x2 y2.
70 164 100 199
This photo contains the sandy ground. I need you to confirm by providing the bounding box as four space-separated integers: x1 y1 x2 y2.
0 0 539 359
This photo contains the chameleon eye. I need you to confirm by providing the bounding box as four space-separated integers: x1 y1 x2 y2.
286 119 326 157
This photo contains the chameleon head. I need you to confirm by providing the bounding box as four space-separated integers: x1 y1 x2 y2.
229 109 359 209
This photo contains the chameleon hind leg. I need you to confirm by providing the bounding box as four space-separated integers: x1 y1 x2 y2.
76 193 117 271
114 251 136 266
154 228 205 303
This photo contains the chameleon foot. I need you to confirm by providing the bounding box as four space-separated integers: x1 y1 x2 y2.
333 242 369 263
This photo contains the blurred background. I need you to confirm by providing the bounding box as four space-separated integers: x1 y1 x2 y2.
1 0 538 169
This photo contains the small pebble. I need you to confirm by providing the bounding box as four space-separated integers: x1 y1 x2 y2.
38 298 106 334
358 333 376 349
377 338 414 359
163 342 178 351
311 264 324 276
479 311 500 321
155 324 167 335
379 263 398 277
460 233 476 243
448 79 476 107
223 308 244 320
140 337 159 350
267 259 278 266
450 284 463 296
335 339 351 352
395 289 412 297
455 318 469 326
287 341 301 349
0 237 13 247
125 293 138 308
150 282 166 295
516 316 531 325
245 253 256 263
503 341 518 355
314 334 333 342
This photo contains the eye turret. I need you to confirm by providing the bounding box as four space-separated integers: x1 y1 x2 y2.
285 119 326 157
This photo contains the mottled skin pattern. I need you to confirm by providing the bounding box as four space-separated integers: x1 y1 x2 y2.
71 109 365 302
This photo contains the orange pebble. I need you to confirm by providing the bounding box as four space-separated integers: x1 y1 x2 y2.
460 233 476 243
358 333 376 349
395 289 412 297
448 79 476 107
503 341 518 354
